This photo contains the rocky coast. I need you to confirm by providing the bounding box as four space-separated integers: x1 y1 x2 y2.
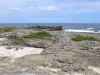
0 26 100 75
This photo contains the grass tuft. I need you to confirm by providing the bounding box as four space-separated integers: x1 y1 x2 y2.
72 35 99 42
7 35 25 45
2 26 15 32
23 31 52 39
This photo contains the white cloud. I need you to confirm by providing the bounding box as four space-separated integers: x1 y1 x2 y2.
29 6 35 9
38 5 59 11
0 0 100 13
9 7 21 11
57 1 100 13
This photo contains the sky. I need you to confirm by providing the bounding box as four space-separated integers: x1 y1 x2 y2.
0 0 100 23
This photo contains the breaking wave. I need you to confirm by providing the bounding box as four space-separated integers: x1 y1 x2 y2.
65 28 100 33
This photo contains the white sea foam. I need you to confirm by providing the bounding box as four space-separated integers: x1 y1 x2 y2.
65 28 99 33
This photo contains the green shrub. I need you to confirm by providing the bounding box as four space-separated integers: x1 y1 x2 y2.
2 26 15 32
23 31 52 39
72 35 99 42
7 35 25 45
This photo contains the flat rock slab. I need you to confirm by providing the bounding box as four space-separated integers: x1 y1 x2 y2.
0 38 7 41
0 46 44 58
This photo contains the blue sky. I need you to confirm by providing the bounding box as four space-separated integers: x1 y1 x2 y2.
0 0 100 23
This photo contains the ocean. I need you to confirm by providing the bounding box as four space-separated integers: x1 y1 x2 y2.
0 23 100 32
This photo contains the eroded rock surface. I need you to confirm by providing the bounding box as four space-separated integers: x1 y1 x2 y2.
0 27 100 75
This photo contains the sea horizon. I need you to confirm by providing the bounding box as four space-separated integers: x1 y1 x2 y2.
0 23 100 30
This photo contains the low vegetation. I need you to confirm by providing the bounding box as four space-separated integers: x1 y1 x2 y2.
23 31 52 39
7 35 25 45
2 26 15 32
72 35 100 42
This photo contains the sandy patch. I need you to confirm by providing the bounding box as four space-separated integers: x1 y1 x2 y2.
0 46 44 58
0 38 7 41
88 66 100 74
65 73 84 75
38 66 61 72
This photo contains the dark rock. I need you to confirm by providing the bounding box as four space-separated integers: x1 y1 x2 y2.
6 46 13 49
31 26 63 31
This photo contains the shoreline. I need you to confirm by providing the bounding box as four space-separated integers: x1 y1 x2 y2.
65 29 100 33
